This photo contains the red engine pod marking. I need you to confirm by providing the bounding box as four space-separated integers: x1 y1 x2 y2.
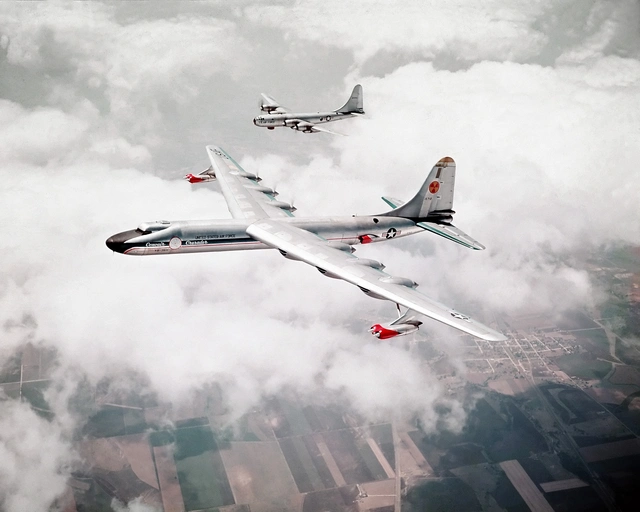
428 181 440 194
186 174 205 183
370 324 401 340
359 235 373 244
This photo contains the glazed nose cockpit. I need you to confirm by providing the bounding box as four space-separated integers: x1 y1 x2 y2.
106 221 171 253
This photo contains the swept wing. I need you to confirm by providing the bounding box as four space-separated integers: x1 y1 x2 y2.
246 219 506 341
207 146 294 220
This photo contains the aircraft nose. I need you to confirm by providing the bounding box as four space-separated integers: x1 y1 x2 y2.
253 117 258 126
105 229 139 253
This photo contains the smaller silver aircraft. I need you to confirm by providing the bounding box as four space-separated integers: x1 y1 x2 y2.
253 85 364 135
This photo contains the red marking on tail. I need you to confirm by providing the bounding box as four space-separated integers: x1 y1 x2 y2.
428 181 440 194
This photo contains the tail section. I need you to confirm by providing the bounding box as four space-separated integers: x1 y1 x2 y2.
379 157 486 250
336 84 364 114
381 157 456 221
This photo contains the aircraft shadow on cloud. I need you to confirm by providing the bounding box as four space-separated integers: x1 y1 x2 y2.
253 85 364 135
107 146 506 342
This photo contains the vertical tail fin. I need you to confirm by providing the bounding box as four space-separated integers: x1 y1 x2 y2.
379 157 486 250
336 84 364 114
381 157 456 220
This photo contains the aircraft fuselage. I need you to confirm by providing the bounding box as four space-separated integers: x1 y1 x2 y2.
106 216 422 256
253 111 355 129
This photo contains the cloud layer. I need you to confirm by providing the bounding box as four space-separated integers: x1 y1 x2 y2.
1 1 639 510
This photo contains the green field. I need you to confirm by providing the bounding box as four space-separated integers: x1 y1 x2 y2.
554 353 612 380
174 425 234 510
605 246 640 273
279 436 326 493
403 478 481 512
411 398 547 470
82 406 147 437
556 310 599 330
370 423 395 472
20 381 50 412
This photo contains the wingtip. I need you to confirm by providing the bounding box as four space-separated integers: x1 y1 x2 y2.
484 330 508 342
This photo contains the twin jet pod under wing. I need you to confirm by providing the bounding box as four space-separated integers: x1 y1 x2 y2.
106 146 506 342
253 85 364 135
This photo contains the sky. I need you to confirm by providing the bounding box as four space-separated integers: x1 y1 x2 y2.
0 1 639 510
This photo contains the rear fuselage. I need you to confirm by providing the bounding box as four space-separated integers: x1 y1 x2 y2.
106 216 422 256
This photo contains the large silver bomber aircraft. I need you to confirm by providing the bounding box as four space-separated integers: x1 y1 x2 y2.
106 146 506 342
253 85 364 135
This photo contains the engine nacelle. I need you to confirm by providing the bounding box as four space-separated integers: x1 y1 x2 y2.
184 173 216 184
232 170 261 180
369 320 421 340
326 241 355 253
268 200 296 212
246 184 278 195
379 276 418 288
348 258 385 270
184 166 216 184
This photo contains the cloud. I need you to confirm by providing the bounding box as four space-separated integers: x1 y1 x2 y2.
0 1 639 509
0 400 76 512
111 497 161 512
246 0 640 68
245 0 549 65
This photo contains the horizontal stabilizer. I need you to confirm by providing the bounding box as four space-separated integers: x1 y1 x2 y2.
417 222 485 250
381 197 405 209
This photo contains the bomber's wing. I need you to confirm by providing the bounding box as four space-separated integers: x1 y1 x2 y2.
260 93 289 113
308 124 345 136
284 120 345 136
246 219 506 341
206 146 295 220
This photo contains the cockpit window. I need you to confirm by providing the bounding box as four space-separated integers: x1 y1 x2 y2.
135 228 151 235
137 221 171 233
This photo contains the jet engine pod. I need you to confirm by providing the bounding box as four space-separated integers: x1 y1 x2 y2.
326 241 355 253
348 258 385 270
268 200 296 212
369 321 421 339
246 184 278 195
379 276 418 288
